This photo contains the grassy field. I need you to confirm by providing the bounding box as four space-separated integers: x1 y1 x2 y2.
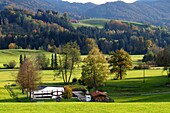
103 69 170 102
0 68 169 103
72 18 154 29
1 102 170 113
72 18 110 28
0 49 170 112
0 49 52 68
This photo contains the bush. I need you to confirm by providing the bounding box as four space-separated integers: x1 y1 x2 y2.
78 79 82 84
134 64 150 70
8 60 17 68
72 78 77 84
78 79 86 85
3 60 16 69
142 52 155 62
8 43 16 49
3 64 8 68
68 85 86 91
63 86 72 99
36 54 49 69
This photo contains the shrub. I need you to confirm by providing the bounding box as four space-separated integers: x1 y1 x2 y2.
36 54 49 69
72 78 77 84
142 52 155 62
3 64 8 68
134 64 150 70
8 43 16 49
3 60 16 69
78 79 86 85
69 85 86 91
63 86 72 99
78 79 82 84
8 60 17 69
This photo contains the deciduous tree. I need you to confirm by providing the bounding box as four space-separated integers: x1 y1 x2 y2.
57 42 81 84
17 58 41 100
156 46 170 76
36 53 49 69
108 49 132 80
81 47 109 89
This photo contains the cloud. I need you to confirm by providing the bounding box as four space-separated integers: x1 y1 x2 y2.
62 0 137 4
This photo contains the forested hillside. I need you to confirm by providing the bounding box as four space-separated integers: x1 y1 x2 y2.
0 0 95 19
85 0 170 27
0 0 169 27
0 8 170 54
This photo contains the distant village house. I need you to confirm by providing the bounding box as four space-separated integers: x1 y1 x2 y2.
70 19 79 23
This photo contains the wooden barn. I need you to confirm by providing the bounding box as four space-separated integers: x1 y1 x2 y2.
90 91 107 102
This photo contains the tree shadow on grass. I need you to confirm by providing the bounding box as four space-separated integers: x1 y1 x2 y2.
102 75 170 102
106 75 168 87
0 98 16 102
0 97 30 102
126 93 170 102
41 82 65 86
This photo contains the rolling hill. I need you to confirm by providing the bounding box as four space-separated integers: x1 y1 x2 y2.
85 0 170 27
0 8 169 54
0 0 169 27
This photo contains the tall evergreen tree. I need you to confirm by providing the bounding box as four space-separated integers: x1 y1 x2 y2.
51 54 54 69
19 54 23 65
54 53 58 69
24 54 26 61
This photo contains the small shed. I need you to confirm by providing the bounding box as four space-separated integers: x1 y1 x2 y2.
90 91 107 102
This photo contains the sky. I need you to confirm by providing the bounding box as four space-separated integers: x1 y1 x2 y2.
62 0 137 4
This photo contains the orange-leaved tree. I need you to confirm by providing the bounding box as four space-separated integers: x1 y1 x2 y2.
17 58 41 100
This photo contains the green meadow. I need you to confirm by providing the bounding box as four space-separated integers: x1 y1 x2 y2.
0 49 51 68
0 49 170 112
72 18 110 29
72 18 153 29
1 103 170 113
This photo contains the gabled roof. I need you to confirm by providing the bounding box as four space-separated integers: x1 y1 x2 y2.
90 91 107 97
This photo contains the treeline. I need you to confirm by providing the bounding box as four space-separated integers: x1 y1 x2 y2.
0 8 170 54
77 20 170 54
0 8 87 53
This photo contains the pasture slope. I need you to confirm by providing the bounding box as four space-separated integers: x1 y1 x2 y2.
72 18 153 29
0 49 52 68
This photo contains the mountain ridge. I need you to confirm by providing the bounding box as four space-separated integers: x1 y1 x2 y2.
0 0 169 27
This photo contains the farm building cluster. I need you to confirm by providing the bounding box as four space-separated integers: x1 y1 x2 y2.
31 86 113 102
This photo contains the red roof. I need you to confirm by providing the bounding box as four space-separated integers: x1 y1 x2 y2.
90 91 107 97
70 19 78 23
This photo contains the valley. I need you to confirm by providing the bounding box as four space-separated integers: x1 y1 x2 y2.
0 0 170 112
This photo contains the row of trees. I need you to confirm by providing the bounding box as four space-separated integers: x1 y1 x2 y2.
17 41 133 99
156 46 170 76
16 41 170 99
142 45 170 77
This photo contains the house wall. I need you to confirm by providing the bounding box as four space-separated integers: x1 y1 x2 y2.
94 95 107 102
